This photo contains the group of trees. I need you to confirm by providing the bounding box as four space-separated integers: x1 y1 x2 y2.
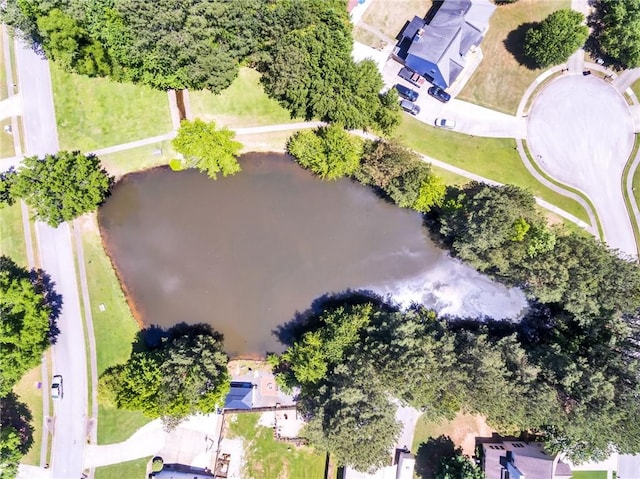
287 128 446 214
1 256 56 477
1 0 399 133
0 151 113 227
521 2 640 69
99 324 230 426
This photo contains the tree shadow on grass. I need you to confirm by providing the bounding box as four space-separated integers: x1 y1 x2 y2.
0 392 34 455
504 23 539 70
415 435 457 479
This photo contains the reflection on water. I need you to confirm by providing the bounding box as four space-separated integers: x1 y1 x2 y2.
99 153 526 357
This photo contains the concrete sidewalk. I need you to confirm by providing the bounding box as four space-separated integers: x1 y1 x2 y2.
0 94 22 120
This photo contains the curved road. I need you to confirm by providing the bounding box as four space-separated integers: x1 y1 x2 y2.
15 41 88 479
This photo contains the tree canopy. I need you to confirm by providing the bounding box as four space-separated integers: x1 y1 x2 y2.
286 125 364 180
593 0 640 68
172 119 243 180
0 393 34 479
524 9 588 67
0 256 53 397
99 324 230 424
8 151 113 227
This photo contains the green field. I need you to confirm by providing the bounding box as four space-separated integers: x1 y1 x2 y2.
360 0 432 40
189 68 297 128
0 202 27 266
94 457 151 479
571 471 608 479
228 413 326 479
98 141 176 178
13 366 44 466
632 79 640 101
397 115 590 223
50 63 172 152
458 0 570 114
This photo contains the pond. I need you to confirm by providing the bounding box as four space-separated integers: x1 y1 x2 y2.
98 153 526 357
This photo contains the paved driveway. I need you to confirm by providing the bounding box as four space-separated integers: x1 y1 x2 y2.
527 75 637 256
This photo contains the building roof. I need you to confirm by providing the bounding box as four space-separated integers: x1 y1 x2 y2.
483 441 571 479
153 463 214 479
224 382 253 410
396 0 495 87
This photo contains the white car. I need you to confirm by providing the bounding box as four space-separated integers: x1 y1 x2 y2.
51 374 63 400
434 118 456 129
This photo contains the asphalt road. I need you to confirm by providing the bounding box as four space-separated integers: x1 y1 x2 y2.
15 40 88 479
527 75 637 256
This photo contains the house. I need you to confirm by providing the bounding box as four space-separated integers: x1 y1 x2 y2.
482 441 573 479
150 463 214 479
223 382 254 410
394 0 496 89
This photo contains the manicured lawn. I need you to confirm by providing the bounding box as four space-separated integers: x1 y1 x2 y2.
0 119 16 157
0 202 27 266
238 131 292 154
0 27 8 100
228 413 326 479
632 79 640 100
13 366 44 466
571 472 608 479
189 68 297 128
458 0 571 114
397 115 590 223
360 0 433 40
353 25 388 50
97 404 151 444
429 164 473 186
98 141 176 178
94 457 150 479
50 63 172 152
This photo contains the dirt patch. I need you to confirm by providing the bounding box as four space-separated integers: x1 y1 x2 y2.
75 212 100 236
413 412 495 457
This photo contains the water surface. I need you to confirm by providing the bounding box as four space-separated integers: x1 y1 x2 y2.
99 154 526 357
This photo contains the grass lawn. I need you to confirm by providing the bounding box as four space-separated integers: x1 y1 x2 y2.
353 25 388 50
0 202 27 266
13 366 44 466
189 68 297 128
227 413 326 479
458 0 571 114
397 115 590 223
631 79 640 100
571 472 608 479
1 120 16 157
98 140 176 178
238 130 292 154
0 27 8 100
97 404 151 444
94 457 150 479
361 0 433 40
50 63 172 152
412 412 494 457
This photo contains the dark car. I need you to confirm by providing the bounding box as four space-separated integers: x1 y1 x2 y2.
400 99 420 115
394 84 419 102
428 86 451 103
51 374 63 400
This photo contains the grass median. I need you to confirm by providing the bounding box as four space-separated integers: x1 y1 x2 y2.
0 202 27 266
94 457 151 479
396 115 590 224
632 79 640 100
51 64 172 152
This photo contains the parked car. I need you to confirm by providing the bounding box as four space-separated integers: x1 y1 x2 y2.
428 86 451 103
51 375 63 400
394 84 419 102
398 67 426 88
400 99 420 115
434 118 456 129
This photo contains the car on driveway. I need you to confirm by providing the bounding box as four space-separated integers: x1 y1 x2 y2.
394 84 419 102
434 118 456 129
400 99 420 115
398 67 426 88
428 86 451 103
51 374 63 400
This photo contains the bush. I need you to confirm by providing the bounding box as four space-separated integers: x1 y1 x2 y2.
151 456 164 473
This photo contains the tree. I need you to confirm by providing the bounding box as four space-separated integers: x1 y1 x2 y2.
286 125 364 180
0 393 34 479
594 0 640 68
11 151 113 227
434 452 485 479
172 119 242 180
100 325 230 423
524 9 588 67
356 140 418 189
0 257 52 396
301 362 401 472
0 169 17 207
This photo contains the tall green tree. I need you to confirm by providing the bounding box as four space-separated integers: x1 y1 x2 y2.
0 393 34 479
11 151 113 227
524 9 588 67
594 0 640 68
286 125 364 180
172 119 243 180
434 452 485 479
0 257 52 396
